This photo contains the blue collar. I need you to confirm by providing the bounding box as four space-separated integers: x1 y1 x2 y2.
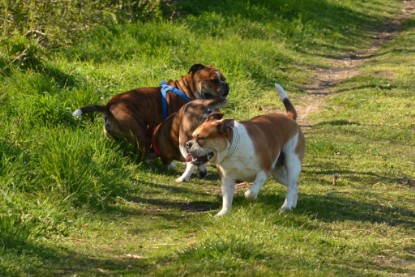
160 81 192 119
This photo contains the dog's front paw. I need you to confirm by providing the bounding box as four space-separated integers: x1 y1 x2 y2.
278 205 292 214
197 164 208 178
167 162 177 171
215 209 230 217
197 169 208 178
175 176 189 183
244 190 258 201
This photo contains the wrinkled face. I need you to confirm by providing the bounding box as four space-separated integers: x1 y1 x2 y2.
185 115 233 165
191 65 230 99
181 98 227 128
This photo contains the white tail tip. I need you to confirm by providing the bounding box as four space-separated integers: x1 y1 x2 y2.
72 109 82 117
274 83 288 100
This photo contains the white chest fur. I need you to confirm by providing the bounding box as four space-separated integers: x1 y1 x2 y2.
218 122 261 182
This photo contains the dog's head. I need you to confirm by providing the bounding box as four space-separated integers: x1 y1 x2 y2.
185 113 234 165
182 97 227 126
188 64 230 99
179 97 227 144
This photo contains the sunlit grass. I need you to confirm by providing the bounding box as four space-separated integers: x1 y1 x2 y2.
1 0 414 275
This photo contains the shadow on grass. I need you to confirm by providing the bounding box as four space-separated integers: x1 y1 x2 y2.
59 0 399 90
254 188 415 228
301 193 414 227
41 64 80 90
129 195 219 213
121 174 220 215
174 240 393 276
179 0 394 87
314 120 362 126
1 238 156 276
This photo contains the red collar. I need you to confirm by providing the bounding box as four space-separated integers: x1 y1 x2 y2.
152 143 161 157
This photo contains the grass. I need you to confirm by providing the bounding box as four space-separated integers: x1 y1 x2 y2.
1 0 414 275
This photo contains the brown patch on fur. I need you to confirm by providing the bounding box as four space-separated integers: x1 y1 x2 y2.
243 113 301 172
282 98 297 121
296 131 306 161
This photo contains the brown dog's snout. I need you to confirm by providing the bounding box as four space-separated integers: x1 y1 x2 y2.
186 140 193 150
223 82 230 96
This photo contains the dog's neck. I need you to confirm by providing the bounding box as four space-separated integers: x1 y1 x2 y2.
221 124 240 162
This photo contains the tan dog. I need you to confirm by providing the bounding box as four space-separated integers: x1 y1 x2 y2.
152 97 227 182
72 64 229 157
186 84 305 216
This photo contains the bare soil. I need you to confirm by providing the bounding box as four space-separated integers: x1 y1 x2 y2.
297 0 415 127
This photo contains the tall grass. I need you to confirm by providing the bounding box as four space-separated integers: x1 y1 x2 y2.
1 0 412 275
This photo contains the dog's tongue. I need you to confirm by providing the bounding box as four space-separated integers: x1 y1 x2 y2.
185 154 192 162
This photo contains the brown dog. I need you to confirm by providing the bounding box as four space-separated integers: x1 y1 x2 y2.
152 97 227 182
72 64 229 157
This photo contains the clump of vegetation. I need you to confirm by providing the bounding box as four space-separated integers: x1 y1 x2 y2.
0 0 167 71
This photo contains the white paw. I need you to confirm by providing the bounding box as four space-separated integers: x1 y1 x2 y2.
175 176 189 183
215 210 230 217
72 109 82 117
278 205 292 214
244 190 257 201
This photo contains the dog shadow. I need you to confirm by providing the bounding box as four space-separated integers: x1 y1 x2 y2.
128 195 219 213
248 191 415 229
150 159 221 182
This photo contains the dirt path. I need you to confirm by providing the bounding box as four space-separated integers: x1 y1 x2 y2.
297 0 415 127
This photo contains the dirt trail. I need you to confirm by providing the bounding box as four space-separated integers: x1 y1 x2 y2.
297 0 415 127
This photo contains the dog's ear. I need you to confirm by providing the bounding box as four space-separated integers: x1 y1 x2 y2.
188 64 206 74
206 112 224 122
218 119 234 134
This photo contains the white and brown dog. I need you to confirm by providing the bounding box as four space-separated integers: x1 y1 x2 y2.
185 84 305 216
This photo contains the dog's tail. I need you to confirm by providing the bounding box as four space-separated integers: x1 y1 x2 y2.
72 105 108 117
274 83 297 121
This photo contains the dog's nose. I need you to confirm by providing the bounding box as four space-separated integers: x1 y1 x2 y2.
186 141 193 149
223 83 230 97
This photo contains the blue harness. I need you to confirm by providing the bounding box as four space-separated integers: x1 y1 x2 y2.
160 81 191 119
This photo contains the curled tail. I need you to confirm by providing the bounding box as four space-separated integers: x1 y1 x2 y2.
72 105 107 117
274 83 297 121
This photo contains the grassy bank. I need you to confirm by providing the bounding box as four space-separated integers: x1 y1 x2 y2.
1 0 414 275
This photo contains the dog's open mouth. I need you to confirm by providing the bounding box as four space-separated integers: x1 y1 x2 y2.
185 153 214 165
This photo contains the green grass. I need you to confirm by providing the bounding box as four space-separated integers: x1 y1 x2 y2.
1 0 414 275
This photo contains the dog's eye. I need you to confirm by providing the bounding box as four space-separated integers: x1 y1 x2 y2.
207 108 212 114
197 136 205 144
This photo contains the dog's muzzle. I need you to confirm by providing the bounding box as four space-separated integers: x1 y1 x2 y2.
185 140 214 165
222 82 230 97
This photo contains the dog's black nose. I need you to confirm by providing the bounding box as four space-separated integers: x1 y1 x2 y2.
223 83 230 97
186 141 193 149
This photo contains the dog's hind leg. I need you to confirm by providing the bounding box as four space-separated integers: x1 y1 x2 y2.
275 153 301 212
125 118 151 158
272 165 288 186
